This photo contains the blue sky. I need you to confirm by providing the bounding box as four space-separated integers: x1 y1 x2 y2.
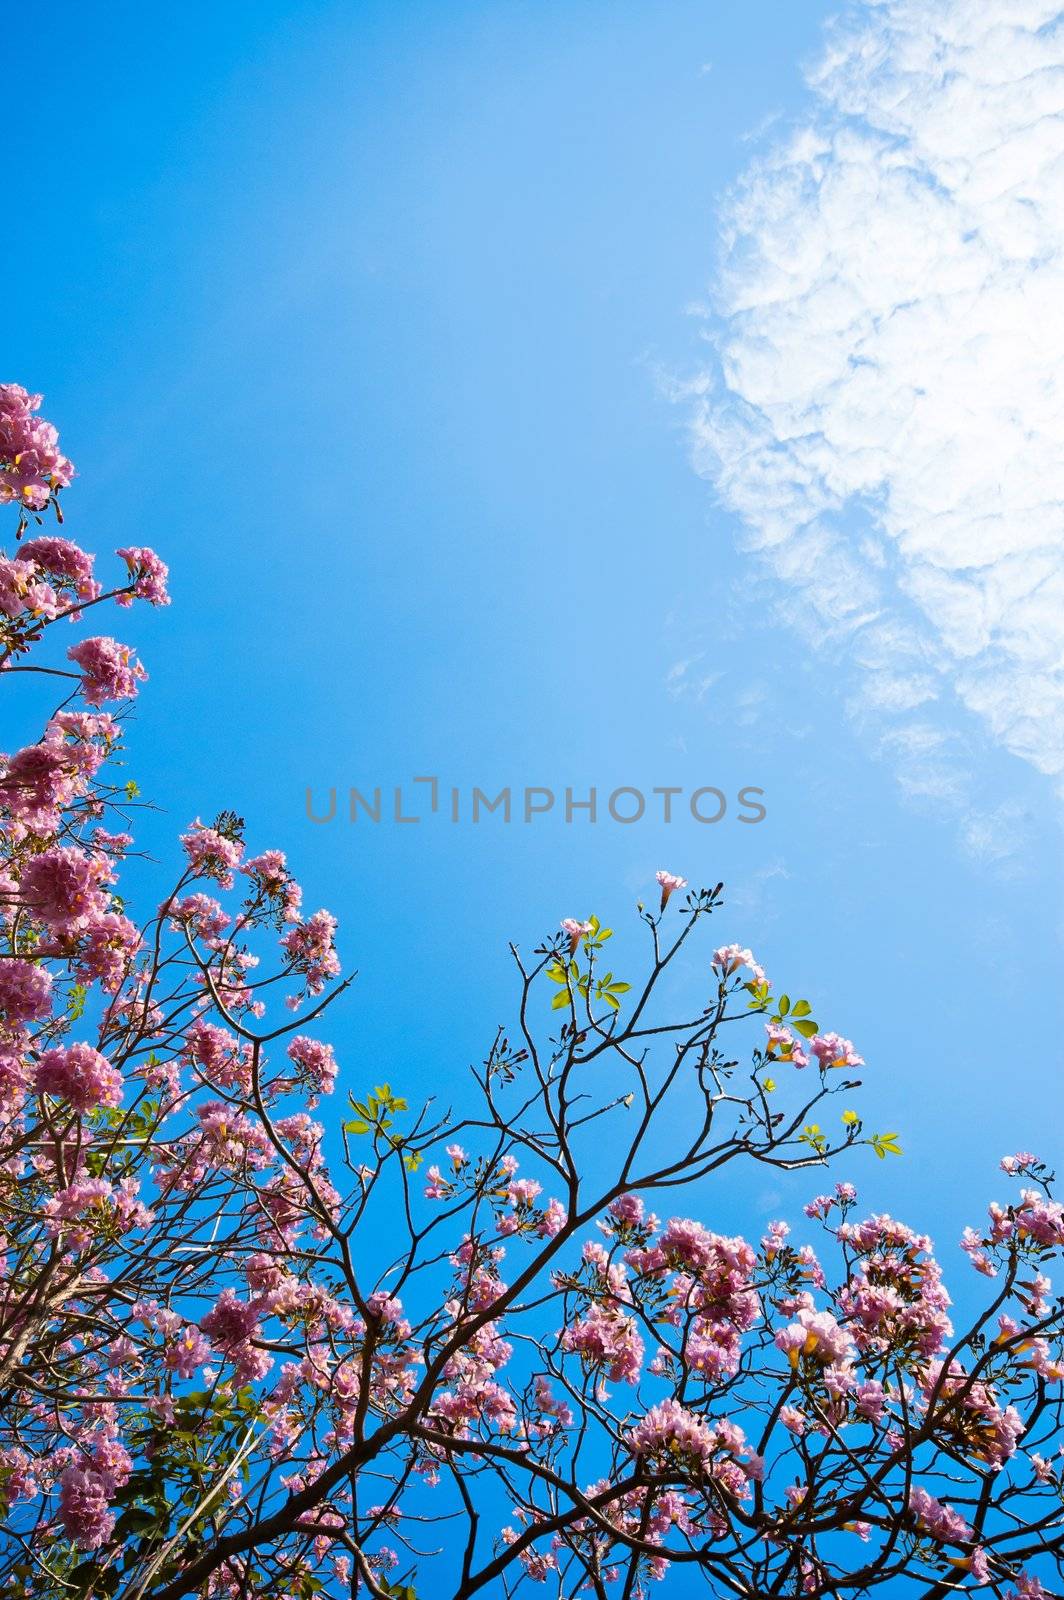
8 0 1063 1266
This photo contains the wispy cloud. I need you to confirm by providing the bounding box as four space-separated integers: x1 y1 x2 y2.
693 0 1064 801
665 655 721 703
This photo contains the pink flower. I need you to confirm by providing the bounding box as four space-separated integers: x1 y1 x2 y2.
656 869 687 910
242 849 302 920
115 545 170 606
165 1326 212 1380
19 845 112 933
1001 1152 1039 1175
1008 1576 1050 1600
629 1399 716 1469
0 738 90 832
45 1176 152 1250
0 385 74 510
562 1303 643 1384
73 910 142 993
961 1226 997 1278
58 1465 115 1549
611 1193 644 1222
508 1178 542 1208
712 944 767 985
181 819 244 889
20 536 100 603
949 1547 990 1582
560 917 593 953
0 555 58 619
809 1033 864 1070
847 1380 884 1424
67 635 147 705
286 1036 338 1099
35 1043 123 1112
182 1019 253 1093
200 1290 272 1384
0 1447 38 1503
765 1023 809 1068
169 891 231 943
908 1485 972 1543
424 1164 448 1200
775 1308 853 1369
282 910 341 1001
0 958 53 1026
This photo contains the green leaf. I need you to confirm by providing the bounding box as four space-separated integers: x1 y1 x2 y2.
793 1019 819 1039
343 1120 370 1135
791 1000 812 1017
777 994 790 1016
551 989 571 1010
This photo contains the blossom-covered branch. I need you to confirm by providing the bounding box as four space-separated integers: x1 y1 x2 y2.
1 386 1061 1600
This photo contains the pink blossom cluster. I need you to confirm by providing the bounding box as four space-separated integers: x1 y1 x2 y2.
837 1213 953 1361
908 1484 972 1544
181 817 244 888
44 1175 153 1252
20 535 99 604
765 1021 809 1067
0 385 74 511
624 1216 761 1380
775 1306 854 1368
0 711 116 835
115 544 170 606
200 1288 273 1385
35 1042 123 1112
18 844 114 933
67 635 147 704
286 1034 338 1100
58 1429 133 1549
712 943 767 984
629 1399 760 1497
282 909 341 1002
921 1359 1026 1469
809 1031 864 1070
561 1265 644 1384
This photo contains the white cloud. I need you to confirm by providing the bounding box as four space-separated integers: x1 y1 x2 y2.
961 798 1035 866
665 655 721 702
693 0 1064 793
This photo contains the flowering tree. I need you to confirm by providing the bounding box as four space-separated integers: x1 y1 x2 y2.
1 383 1063 1600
